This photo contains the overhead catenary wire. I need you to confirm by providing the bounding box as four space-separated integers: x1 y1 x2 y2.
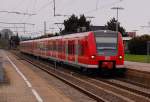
0 0 36 24
15 0 40 34
0 0 25 23
0 11 36 16
96 0 100 10
22 0 53 26
0 0 124 36
84 0 123 14
37 0 53 13
0 0 42 36
33 0 38 12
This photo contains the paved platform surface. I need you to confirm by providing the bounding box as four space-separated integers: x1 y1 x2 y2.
125 61 150 73
0 50 72 102
0 60 4 82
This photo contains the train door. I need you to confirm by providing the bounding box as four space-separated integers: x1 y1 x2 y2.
65 40 68 62
75 39 78 64
60 39 63 60
57 39 61 59
56 39 58 59
44 40 47 58
61 40 65 60
68 40 75 62
40 41 43 57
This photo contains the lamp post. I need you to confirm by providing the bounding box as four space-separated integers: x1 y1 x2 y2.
111 7 124 33
54 22 64 33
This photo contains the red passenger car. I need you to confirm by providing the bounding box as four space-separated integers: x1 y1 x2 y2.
20 30 125 73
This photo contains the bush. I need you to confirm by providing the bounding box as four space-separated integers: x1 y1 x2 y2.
128 35 150 55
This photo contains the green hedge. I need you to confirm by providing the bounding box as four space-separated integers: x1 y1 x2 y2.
128 35 150 55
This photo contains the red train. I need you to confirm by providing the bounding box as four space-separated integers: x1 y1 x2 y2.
20 30 125 73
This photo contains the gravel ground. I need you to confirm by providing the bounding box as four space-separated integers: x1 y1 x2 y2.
108 79 150 94
21 60 96 102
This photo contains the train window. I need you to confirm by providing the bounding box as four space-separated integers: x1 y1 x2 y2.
50 42 52 51
45 44 48 51
55 42 58 51
78 42 81 55
57 42 59 51
78 42 84 56
55 42 57 51
52 42 54 51
59 44 61 52
39 42 43 50
68 41 74 55
96 37 117 43
53 41 56 51
71 42 75 55
63 42 65 53
61 44 63 53
71 44 74 55
49 42 51 51
70 44 72 54
51 41 54 51
48 41 52 51
68 43 71 54
72 44 75 54
81 44 84 55
58 43 61 52
94 31 117 56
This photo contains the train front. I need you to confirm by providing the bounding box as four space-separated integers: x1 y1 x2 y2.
89 30 125 74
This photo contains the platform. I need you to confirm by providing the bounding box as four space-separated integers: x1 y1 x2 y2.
125 61 150 73
0 50 72 102
0 57 5 83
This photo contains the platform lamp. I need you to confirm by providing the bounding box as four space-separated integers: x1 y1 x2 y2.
111 7 124 33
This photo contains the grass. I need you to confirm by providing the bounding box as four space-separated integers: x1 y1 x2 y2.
125 54 150 63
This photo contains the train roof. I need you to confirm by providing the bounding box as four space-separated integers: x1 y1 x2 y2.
20 30 116 43
20 32 90 43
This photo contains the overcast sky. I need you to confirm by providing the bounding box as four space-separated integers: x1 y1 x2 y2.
0 0 150 37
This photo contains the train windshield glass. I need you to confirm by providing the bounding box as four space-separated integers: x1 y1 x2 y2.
94 31 117 56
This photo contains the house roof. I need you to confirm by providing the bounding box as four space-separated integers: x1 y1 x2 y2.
123 37 132 41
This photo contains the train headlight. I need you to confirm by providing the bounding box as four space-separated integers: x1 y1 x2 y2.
91 55 95 59
119 55 123 59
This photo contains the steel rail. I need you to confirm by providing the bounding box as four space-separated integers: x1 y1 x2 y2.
12 51 150 102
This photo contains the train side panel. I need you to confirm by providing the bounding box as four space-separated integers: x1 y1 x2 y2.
20 30 125 72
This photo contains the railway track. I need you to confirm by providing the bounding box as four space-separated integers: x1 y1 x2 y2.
125 69 150 87
12 51 150 102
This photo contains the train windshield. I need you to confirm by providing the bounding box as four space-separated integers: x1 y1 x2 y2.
94 31 117 56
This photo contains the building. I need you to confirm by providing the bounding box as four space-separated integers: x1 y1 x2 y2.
126 32 136 38
0 29 13 39
123 32 136 53
0 29 13 49
123 37 132 52
90 26 107 31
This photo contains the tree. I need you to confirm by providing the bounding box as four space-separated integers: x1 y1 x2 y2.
10 33 20 48
61 14 90 34
105 18 127 36
78 15 90 30
128 35 150 54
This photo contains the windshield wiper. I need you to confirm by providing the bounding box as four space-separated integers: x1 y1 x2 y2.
98 47 116 50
